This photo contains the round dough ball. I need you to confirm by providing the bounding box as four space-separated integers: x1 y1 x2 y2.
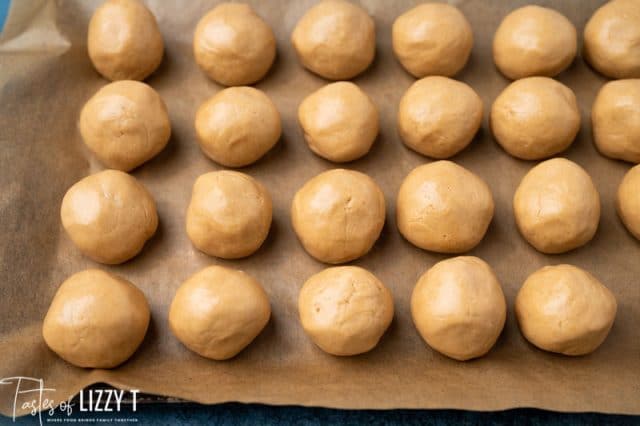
592 79 640 164
195 86 281 167
193 3 276 86
298 82 378 162
291 169 385 264
392 3 473 78
396 161 494 253
43 269 150 368
88 0 163 81
291 0 375 80
617 164 640 240
514 158 600 254
298 266 393 356
60 170 157 264
79 80 171 172
186 171 272 259
411 256 506 361
584 0 640 79
493 5 577 80
397 76 483 159
515 264 617 356
490 77 580 160
169 266 270 360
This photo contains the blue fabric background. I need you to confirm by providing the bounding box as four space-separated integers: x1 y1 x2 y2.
0 1 637 424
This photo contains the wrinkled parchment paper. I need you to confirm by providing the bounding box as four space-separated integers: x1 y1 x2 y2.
1 0 638 416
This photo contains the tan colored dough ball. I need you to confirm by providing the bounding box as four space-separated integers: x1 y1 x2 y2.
291 0 375 80
397 76 483 159
79 80 171 172
515 264 617 356
490 77 580 160
195 87 281 167
193 3 276 86
411 256 506 361
592 79 640 164
392 3 473 78
396 161 494 253
513 158 600 254
169 266 270 360
298 82 378 162
186 171 272 259
298 266 393 356
584 0 640 79
60 170 158 264
617 164 640 240
493 5 577 80
43 269 150 368
88 0 163 81
291 169 385 264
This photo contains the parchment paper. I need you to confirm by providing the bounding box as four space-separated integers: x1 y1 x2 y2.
1 0 638 416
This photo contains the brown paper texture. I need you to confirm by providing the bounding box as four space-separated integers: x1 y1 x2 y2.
1 0 638 416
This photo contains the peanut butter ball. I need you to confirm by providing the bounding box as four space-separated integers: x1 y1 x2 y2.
195 86 281 167
186 171 272 259
493 5 577 80
513 158 600 254
396 161 494 253
193 3 276 86
291 0 375 80
617 164 640 240
298 266 393 356
79 80 171 172
291 169 385 264
60 170 158 264
298 82 378 162
43 269 150 368
169 266 271 360
88 0 163 81
398 76 483 159
584 0 640 79
515 264 617 356
392 3 473 78
490 77 580 160
592 79 640 164
411 256 506 361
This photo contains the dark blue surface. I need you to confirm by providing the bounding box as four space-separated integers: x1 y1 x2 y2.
0 1 638 424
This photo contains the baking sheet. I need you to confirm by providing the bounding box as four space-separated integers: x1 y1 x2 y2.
1 0 638 416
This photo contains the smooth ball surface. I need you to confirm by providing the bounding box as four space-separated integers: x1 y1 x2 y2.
584 0 640 79
291 169 385 264
193 3 276 86
592 79 640 163
88 0 163 81
490 77 580 160
514 158 600 254
515 264 617 356
291 0 375 80
396 161 494 253
43 269 150 368
617 164 640 240
392 3 473 78
298 82 378 162
493 5 577 79
169 266 271 360
411 256 506 361
186 171 272 259
195 87 281 167
298 266 394 356
398 76 483 159
60 170 158 264
79 80 171 172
